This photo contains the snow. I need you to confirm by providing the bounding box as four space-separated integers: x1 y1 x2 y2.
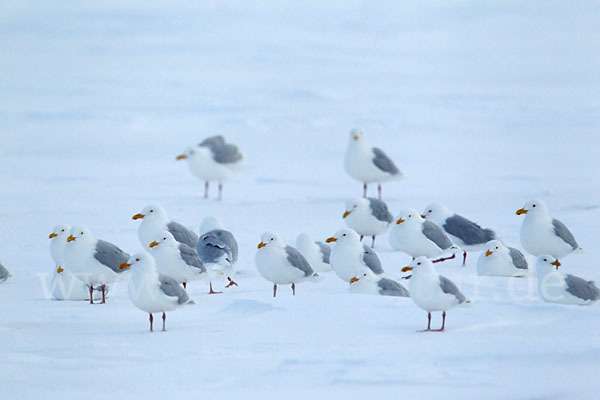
1 0 600 398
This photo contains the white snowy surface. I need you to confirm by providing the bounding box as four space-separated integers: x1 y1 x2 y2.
1 1 600 398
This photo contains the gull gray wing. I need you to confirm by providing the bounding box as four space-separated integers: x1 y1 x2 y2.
361 244 384 275
94 240 130 273
197 229 238 264
200 136 242 164
0 262 10 281
199 135 225 148
552 219 578 250
285 246 315 277
564 274 600 302
178 244 206 273
443 214 496 246
159 274 191 304
167 221 199 248
367 198 393 223
315 242 331 263
422 220 453 250
508 247 528 270
439 275 467 303
377 278 409 297
372 147 399 175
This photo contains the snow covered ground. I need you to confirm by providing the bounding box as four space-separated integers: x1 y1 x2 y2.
1 1 599 398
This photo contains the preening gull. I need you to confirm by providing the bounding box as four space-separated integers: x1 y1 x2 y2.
535 255 599 305
64 226 130 304
422 203 496 266
176 135 243 200
344 129 403 199
255 231 321 297
349 267 409 297
343 197 393 248
295 233 332 273
389 208 460 262
0 261 11 283
402 257 471 332
476 240 528 277
132 203 198 249
148 231 210 289
120 252 194 332
197 217 239 294
326 228 384 283
517 200 580 260
49 224 103 300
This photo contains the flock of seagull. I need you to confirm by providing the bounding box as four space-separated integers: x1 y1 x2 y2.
2 131 598 333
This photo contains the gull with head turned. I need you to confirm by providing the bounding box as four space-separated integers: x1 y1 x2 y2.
197 216 239 293
295 233 332 273
349 266 409 297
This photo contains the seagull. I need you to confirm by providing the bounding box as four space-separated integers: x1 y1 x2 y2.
255 231 321 297
120 252 194 332
49 224 71 263
535 255 599 305
176 135 243 200
0 261 11 283
148 231 210 290
422 203 496 266
295 233 332 273
402 257 471 332
132 203 198 249
64 225 130 304
326 228 384 283
197 217 239 293
349 267 409 297
389 208 460 262
344 129 403 199
516 200 580 260
476 240 528 277
342 197 393 247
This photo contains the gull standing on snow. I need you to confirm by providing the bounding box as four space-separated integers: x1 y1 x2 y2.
422 203 496 266
389 209 460 262
0 261 11 283
148 231 210 290
255 232 321 297
516 200 580 260
402 257 471 332
344 129 403 199
176 135 243 200
343 197 393 248
64 226 130 304
120 252 194 332
477 240 528 277
349 267 409 297
295 233 332 273
132 204 198 249
49 224 102 300
535 255 599 305
326 228 384 283
197 217 239 294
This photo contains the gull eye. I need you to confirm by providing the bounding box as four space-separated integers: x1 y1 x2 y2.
163 237 166 240
429 210 432 213
363 273 367 277
544 258 547 262
61 229 64 232
342 233 346 237
270 238 274 241
408 214 412 218
80 232 84 235
532 204 536 208
417 262 421 265
496 246 499 249
136 258 140 262
150 210 154 213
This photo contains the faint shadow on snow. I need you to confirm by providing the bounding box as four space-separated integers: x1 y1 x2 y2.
217 299 283 318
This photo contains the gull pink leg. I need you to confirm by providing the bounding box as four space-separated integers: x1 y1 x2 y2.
363 183 367 198
100 284 106 304
89 286 94 304
208 282 222 294
378 183 382 200
149 314 153 332
462 251 467 266
218 182 223 201
291 283 296 296
204 181 209 199
162 312 166 332
273 284 277 298
371 236 376 248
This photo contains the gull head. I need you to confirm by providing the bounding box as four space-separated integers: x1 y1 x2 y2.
395 208 422 225
422 203 451 224
199 216 225 235
49 224 70 240
258 231 284 249
326 228 360 245
132 203 167 222
516 199 547 216
343 198 367 218
349 128 365 144
67 225 95 245
483 240 507 257
120 252 155 273
148 231 178 250
535 254 561 274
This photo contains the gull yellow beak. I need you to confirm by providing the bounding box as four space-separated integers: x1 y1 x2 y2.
343 210 351 219
119 262 131 270
551 259 561 267
349 277 359 284
396 218 405 224
149 241 159 248
176 154 187 160
485 250 493 257
66 235 75 242
132 213 144 220
516 208 527 215
326 236 337 243
401 266 413 272
56 266 64 274
353 135 359 141
257 242 267 249
49 232 58 239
